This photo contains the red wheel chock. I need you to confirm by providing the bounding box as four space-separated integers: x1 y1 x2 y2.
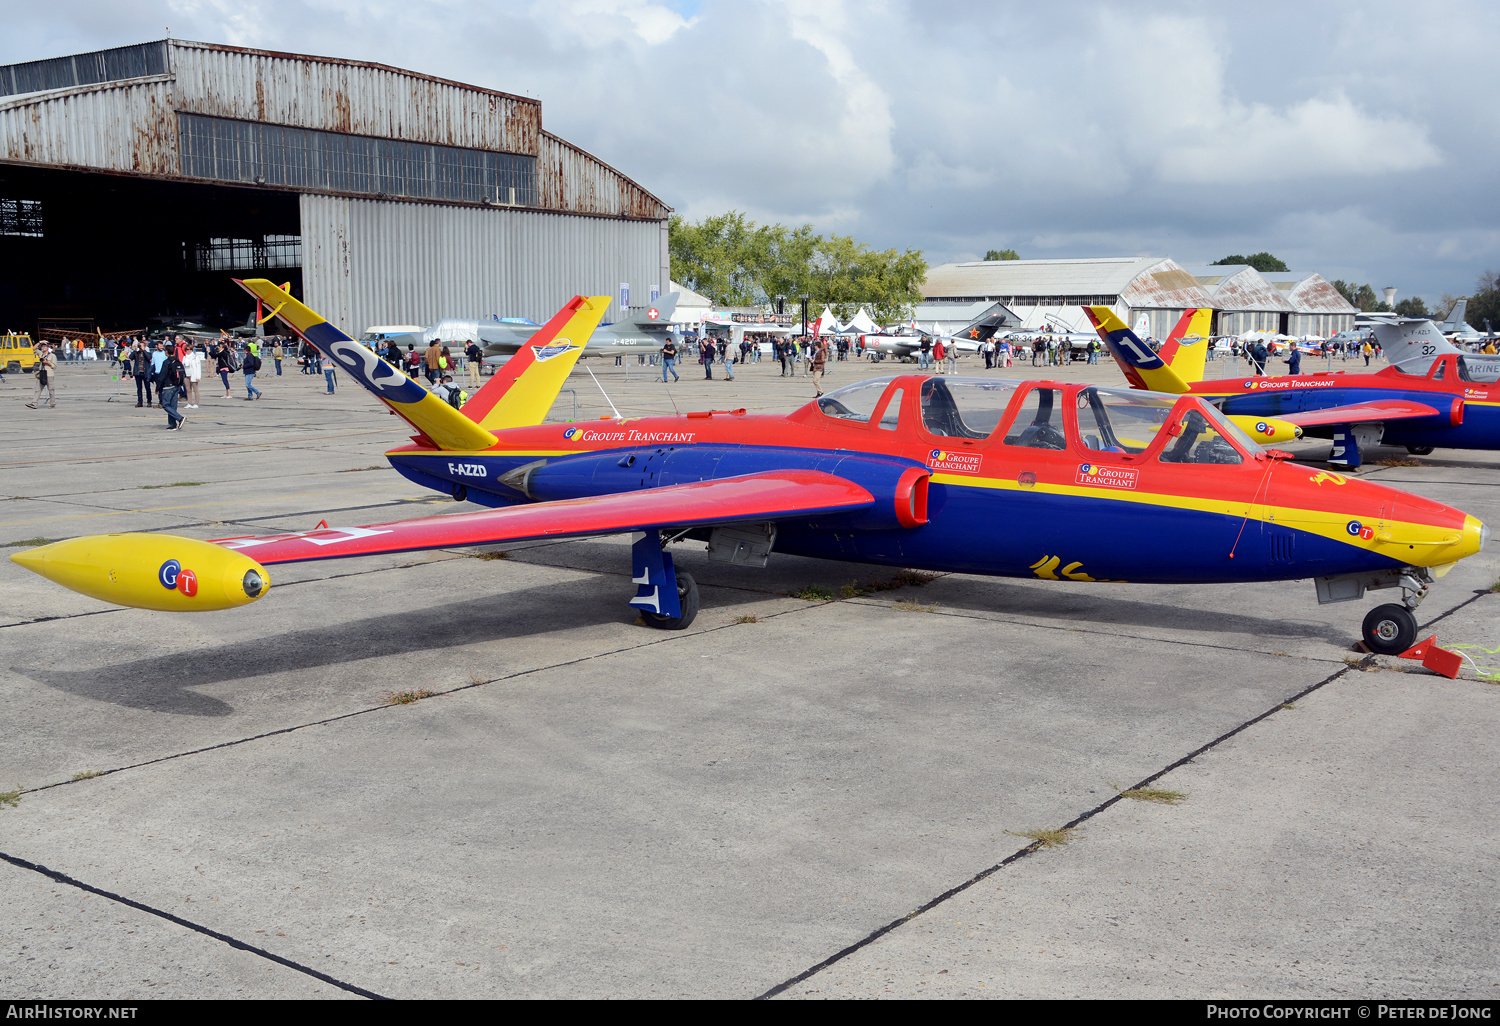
1396 635 1464 679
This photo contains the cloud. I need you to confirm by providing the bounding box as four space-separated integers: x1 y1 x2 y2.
2 0 1497 298
537 0 697 46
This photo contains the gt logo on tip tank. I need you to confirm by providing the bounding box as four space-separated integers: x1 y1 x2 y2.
158 559 199 597
1076 463 1139 489
928 449 982 474
1347 520 1375 541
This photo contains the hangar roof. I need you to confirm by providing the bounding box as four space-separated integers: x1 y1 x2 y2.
922 256 1214 310
0 39 669 221
1178 264 1294 313
1259 271 1359 315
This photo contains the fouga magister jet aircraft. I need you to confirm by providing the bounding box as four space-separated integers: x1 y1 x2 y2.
1085 306 1500 469
10 281 1489 657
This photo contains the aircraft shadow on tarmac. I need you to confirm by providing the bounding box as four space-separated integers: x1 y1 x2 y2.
11 577 632 717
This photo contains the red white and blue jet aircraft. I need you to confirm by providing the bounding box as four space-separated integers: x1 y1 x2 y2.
1084 306 1500 469
9 281 1489 657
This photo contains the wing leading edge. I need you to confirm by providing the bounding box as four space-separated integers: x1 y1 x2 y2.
212 470 876 565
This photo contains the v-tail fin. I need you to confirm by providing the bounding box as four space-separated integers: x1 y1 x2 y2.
1082 305 1191 394
461 295 611 431
1156 308 1213 384
234 278 498 452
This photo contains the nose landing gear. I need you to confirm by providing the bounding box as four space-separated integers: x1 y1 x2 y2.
1360 567 1431 654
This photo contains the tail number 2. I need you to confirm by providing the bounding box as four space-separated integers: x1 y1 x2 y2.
449 463 488 478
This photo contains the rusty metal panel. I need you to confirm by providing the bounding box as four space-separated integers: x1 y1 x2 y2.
1119 259 1215 310
1287 275 1359 315
170 41 541 156
0 77 177 175
537 132 669 220
328 196 663 330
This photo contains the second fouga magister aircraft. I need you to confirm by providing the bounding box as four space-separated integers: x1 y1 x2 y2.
11 280 1489 656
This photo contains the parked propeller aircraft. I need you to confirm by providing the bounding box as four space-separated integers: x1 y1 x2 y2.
11 281 1488 658
1085 305 1500 469
408 293 681 364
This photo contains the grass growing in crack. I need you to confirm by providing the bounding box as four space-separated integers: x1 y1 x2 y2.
1491 578 1500 594
1006 827 1076 848
380 688 436 706
734 615 761 624
792 585 834 601
1115 785 1188 805
894 599 937 613
70 770 104 780
140 481 206 489
472 550 509 561
838 571 940 599
2 536 53 547
0 787 20 809
1280 702 1297 710
339 466 387 473
1377 457 1425 468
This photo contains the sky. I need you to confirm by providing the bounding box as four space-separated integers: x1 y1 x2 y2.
4 0 1498 305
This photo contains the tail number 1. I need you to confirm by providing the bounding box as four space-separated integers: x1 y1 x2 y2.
449 463 488 478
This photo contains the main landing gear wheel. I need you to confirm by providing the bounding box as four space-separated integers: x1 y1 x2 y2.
641 570 700 630
1362 603 1417 655
1405 446 1434 456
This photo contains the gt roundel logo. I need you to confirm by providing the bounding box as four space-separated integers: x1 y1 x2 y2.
1244 381 1255 389
1346 520 1374 541
1255 421 1269 435
563 427 579 440
159 559 181 589
177 569 198 597
647 307 660 320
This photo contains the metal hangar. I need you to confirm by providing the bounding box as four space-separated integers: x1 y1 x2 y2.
0 39 671 335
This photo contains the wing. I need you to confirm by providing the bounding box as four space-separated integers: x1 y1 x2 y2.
1280 400 1445 428
212 470 874 565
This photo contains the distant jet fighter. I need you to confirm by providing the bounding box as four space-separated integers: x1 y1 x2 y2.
412 293 681 363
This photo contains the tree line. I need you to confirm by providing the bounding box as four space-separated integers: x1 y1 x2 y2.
668 212 927 324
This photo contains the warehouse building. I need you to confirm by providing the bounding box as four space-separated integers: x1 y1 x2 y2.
920 257 1216 340
1178 264 1293 336
1258 270 1358 337
0 39 670 336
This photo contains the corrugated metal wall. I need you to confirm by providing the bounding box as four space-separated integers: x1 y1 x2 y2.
299 194 665 332
0 78 177 174
537 132 668 219
171 42 541 156
299 193 353 332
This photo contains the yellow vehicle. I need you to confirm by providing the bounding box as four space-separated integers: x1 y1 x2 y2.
2 332 36 372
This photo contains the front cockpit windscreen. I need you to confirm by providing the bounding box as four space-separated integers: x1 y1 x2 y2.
919 378 1021 438
817 378 899 422
1076 387 1176 454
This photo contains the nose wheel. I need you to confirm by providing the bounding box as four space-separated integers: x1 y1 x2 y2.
1362 603 1417 655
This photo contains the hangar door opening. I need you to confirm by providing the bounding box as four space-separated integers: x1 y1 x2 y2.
0 164 301 336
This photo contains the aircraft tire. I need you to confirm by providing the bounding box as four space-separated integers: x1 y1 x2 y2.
1362 603 1416 655
642 570 700 630
1405 446 1435 456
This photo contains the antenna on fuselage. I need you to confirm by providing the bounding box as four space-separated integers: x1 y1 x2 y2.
585 365 624 419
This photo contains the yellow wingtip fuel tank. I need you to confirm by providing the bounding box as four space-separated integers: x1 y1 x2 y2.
1227 414 1303 445
10 533 270 611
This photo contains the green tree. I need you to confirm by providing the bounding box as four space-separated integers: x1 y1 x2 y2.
1393 297 1430 317
669 212 927 323
984 249 1019 261
1330 279 1384 312
1213 252 1289 273
1468 269 1500 332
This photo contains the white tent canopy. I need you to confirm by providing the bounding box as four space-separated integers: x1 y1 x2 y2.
845 307 879 334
